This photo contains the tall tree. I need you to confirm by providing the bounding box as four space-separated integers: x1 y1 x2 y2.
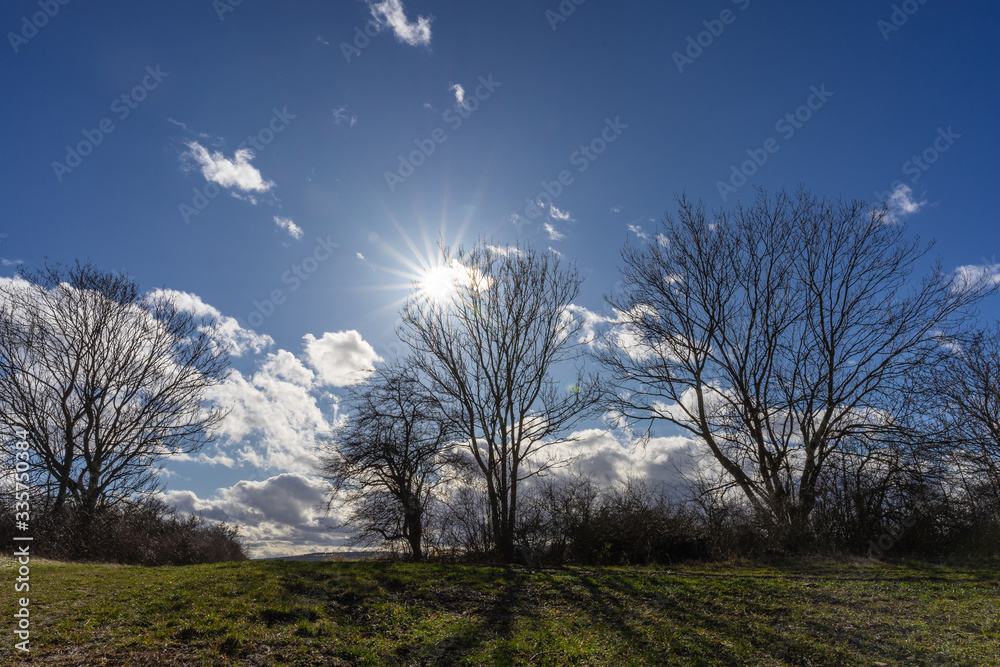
0 262 230 517
599 189 991 544
921 322 1000 480
320 363 464 560
400 242 602 562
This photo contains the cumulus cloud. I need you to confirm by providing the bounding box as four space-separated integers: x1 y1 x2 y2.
148 288 273 357
260 349 315 387
274 216 303 240
367 0 432 47
544 223 565 241
303 330 383 387
886 183 925 222
161 473 346 558
204 355 340 472
536 428 704 496
183 141 275 194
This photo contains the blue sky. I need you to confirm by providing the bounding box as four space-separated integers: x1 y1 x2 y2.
2 0 999 556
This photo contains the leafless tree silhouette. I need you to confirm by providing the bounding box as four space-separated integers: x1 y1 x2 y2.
922 322 1000 481
599 189 993 544
0 261 230 519
400 242 603 562
319 362 465 560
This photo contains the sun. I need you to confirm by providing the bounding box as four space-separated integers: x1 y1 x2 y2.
418 262 462 304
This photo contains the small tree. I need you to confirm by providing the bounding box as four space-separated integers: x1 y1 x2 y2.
599 189 991 545
0 261 230 519
320 363 463 560
400 242 603 562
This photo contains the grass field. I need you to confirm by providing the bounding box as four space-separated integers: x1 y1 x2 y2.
1 556 998 666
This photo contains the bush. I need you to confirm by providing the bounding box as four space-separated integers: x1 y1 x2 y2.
0 494 247 565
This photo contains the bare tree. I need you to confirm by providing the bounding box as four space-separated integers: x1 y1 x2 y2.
599 189 991 544
400 242 603 562
0 261 230 518
320 363 464 560
922 323 1000 480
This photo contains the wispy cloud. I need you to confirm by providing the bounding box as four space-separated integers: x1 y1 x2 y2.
544 223 565 241
367 0 432 47
274 216 303 240
628 223 649 240
183 141 274 194
332 105 357 126
549 205 572 221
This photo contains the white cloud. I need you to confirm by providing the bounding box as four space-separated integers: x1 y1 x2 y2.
611 205 623 214
260 349 315 387
953 262 1000 291
544 223 565 241
367 0 432 47
148 288 273 357
450 83 468 109
183 141 275 194
356 252 366 261
886 183 925 222
548 246 563 258
333 106 357 127
538 428 703 494
274 216 303 240
563 303 614 346
1 258 24 267
628 223 650 240
549 205 572 221
161 473 346 558
303 330 382 387
203 357 340 472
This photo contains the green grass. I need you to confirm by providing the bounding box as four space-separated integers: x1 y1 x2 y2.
1 556 998 665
